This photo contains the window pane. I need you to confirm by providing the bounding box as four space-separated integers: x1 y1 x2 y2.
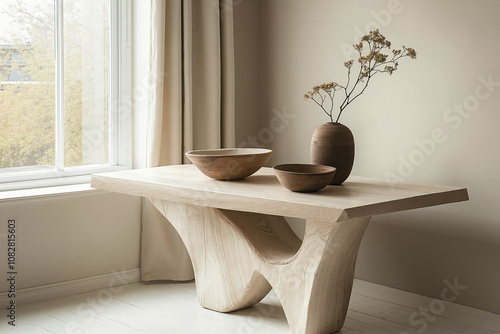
0 0 55 169
64 0 110 167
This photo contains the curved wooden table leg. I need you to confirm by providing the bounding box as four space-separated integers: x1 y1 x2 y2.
152 198 370 334
261 217 371 334
151 199 302 312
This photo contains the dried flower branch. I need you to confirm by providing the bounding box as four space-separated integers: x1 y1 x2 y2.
304 30 417 123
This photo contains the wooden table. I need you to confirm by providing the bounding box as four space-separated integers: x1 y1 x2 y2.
91 165 468 334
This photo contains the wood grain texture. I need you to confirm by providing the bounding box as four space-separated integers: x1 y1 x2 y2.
273 163 336 192
151 199 272 312
90 164 469 334
91 164 469 222
152 198 370 334
185 148 273 180
260 217 371 334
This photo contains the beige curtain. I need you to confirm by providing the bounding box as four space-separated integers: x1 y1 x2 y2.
141 0 235 281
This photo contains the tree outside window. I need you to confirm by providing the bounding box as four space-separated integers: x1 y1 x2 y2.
0 0 110 171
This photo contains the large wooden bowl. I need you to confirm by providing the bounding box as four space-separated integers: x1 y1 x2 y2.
274 164 336 192
185 148 273 180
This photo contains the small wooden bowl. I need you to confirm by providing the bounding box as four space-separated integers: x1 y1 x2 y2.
185 148 273 180
273 164 336 192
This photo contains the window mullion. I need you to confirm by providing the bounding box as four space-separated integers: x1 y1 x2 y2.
109 0 119 166
55 0 64 172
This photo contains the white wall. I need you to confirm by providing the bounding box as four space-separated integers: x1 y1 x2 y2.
0 191 141 291
234 0 500 314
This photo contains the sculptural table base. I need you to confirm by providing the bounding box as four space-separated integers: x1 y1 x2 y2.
91 165 468 334
152 199 371 334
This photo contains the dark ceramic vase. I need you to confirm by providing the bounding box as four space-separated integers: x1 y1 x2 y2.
310 122 355 185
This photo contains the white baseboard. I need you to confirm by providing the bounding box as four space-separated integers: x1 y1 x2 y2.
1 268 141 307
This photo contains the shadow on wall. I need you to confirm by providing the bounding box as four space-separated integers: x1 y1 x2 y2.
355 207 500 314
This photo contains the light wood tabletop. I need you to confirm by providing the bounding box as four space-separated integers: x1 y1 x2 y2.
91 164 468 221
91 165 468 334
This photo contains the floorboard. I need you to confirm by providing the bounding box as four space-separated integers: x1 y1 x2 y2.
0 279 498 333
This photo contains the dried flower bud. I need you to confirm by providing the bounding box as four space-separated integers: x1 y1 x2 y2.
405 47 417 59
374 53 387 63
304 29 416 123
354 42 363 52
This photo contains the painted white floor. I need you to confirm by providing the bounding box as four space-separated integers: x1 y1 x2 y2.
0 279 499 334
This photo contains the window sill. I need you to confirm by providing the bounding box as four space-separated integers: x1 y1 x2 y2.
0 183 99 203
0 166 129 193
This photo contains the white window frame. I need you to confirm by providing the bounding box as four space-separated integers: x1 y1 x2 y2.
0 0 132 192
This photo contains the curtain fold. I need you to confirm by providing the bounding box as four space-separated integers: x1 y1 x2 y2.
141 0 235 281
